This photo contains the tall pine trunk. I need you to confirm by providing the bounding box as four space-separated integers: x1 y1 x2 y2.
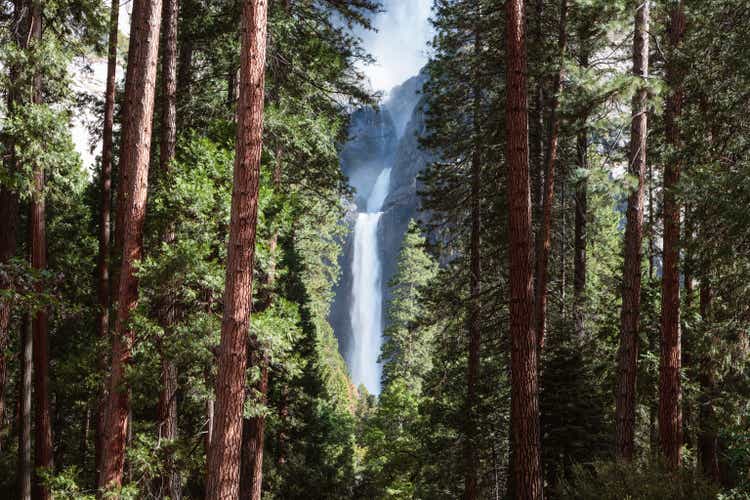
99 0 163 490
615 0 649 461
205 0 268 497
28 5 54 498
533 0 567 351
95 0 119 484
658 0 685 470
156 0 180 497
240 358 268 500
506 0 543 497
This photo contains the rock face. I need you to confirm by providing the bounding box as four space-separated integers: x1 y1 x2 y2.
330 71 432 369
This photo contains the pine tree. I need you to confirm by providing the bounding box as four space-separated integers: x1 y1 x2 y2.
506 0 543 496
615 0 649 461
658 0 685 470
95 0 119 484
205 0 268 497
100 0 163 490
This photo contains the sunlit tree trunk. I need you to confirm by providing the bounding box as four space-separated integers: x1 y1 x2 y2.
506 0 543 497
615 0 649 461
206 0 268 497
100 0 163 490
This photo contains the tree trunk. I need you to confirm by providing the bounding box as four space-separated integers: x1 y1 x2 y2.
205 0 268 497
572 43 588 341
464 11 482 498
95 0 119 485
28 5 54 498
533 0 567 352
240 358 268 500
658 0 685 470
19 315 32 500
506 0 543 497
99 0 163 491
156 0 181 497
615 0 649 461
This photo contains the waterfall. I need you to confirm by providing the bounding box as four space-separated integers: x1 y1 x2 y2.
349 167 391 394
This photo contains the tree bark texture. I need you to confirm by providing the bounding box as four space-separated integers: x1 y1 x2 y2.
95 0 120 484
658 0 685 470
506 0 543 497
100 0 163 490
240 358 268 500
205 0 268 497
156 0 181 496
28 5 54 498
615 0 649 461
19 315 32 500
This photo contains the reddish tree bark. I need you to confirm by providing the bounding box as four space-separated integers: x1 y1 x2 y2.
95 0 120 484
156 0 180 497
506 0 543 497
240 357 268 500
615 0 649 461
205 0 268 497
533 0 567 352
99 0 163 491
19 315 32 500
27 5 54 498
658 0 685 470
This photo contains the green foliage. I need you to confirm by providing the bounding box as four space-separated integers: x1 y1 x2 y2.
559 460 720 500
357 222 438 498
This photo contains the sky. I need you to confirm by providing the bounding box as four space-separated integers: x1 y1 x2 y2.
356 0 434 93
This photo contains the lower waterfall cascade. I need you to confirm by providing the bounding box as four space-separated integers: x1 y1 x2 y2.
348 167 392 395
